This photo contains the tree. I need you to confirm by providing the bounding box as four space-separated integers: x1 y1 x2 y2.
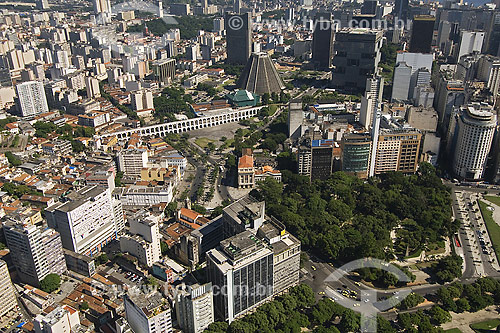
80 301 89 311
96 253 109 265
71 140 85 153
160 241 168 256
5 151 22 166
261 93 270 105
455 298 470 313
205 322 229 333
428 305 451 324
399 293 425 310
40 274 61 293
146 276 158 286
164 202 178 218
115 172 124 187
433 255 463 283
339 309 360 333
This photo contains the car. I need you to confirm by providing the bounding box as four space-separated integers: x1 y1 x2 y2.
311 265 317 271
318 291 325 295
354 281 361 286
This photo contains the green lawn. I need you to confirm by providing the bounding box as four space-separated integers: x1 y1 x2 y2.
194 137 215 149
470 319 500 332
485 195 500 207
444 329 462 333
478 200 500 261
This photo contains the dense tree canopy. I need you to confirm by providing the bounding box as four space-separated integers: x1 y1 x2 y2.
252 163 455 267
40 274 61 293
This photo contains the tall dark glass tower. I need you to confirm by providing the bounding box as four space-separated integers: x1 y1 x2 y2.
312 13 334 70
225 12 252 65
409 15 435 53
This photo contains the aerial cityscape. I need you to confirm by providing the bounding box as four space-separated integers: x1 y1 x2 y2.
0 0 500 332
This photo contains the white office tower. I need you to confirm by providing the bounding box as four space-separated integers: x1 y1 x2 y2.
120 211 161 267
207 230 274 322
369 109 381 177
16 81 49 117
456 31 485 62
3 222 67 287
450 105 496 180
124 292 172 333
85 76 101 99
159 0 164 18
46 186 118 257
392 62 412 101
131 90 154 111
391 53 433 101
478 56 500 98
359 75 384 129
176 283 214 333
0 260 17 320
34 305 80 333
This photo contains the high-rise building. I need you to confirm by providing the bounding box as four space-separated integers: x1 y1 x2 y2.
332 28 383 93
207 230 274 322
36 0 49 10
120 211 162 267
93 0 110 14
394 0 409 22
449 104 496 180
176 283 214 333
374 129 422 174
213 17 224 32
208 197 300 322
124 292 172 333
3 222 67 286
359 75 383 129
117 148 149 176
311 13 334 70
287 100 304 139
85 77 101 99
341 133 372 178
478 55 500 98
236 52 285 95
151 58 176 84
456 31 485 62
46 186 118 257
409 16 435 54
391 53 433 101
437 21 452 51
298 138 335 181
225 13 251 65
391 62 412 101
0 260 17 320
16 81 49 117
434 77 465 131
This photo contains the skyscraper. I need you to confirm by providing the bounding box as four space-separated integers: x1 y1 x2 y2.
225 13 251 65
409 16 435 53
359 75 384 129
85 77 101 99
93 0 111 14
394 0 409 22
16 81 49 117
391 52 433 101
3 222 67 287
46 186 118 257
0 260 17 320
176 283 214 333
311 13 334 70
449 104 496 180
332 28 383 93
207 230 274 322
36 0 49 10
456 31 485 62
341 133 372 179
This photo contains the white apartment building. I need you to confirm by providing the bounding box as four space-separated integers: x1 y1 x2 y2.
117 149 149 177
120 211 161 267
113 184 174 206
16 81 49 117
46 186 118 257
176 283 214 333
34 305 80 333
0 260 17 320
124 292 172 333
